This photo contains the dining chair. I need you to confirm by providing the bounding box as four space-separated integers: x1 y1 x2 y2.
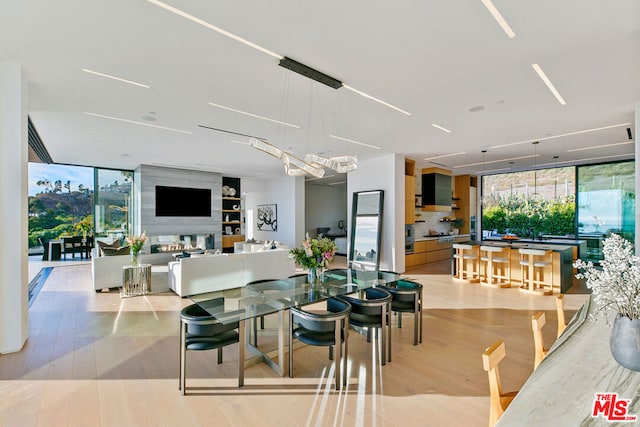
556 294 567 338
531 311 548 370
383 279 423 345
289 297 351 389
179 300 241 394
338 287 393 364
482 339 519 427
62 236 83 260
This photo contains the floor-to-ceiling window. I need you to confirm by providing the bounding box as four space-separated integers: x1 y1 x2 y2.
577 161 635 262
94 168 133 242
481 166 576 239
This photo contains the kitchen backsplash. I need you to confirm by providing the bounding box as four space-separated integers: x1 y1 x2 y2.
414 211 454 237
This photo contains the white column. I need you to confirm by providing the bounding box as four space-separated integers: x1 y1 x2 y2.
635 102 640 252
0 61 29 353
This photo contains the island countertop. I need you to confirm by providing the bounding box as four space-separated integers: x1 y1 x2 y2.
497 296 640 426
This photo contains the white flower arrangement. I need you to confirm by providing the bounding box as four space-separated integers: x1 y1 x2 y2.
574 234 640 324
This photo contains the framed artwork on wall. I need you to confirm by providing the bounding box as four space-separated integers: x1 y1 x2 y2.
257 204 278 231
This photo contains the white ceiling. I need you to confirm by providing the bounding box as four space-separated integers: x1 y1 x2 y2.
1 0 638 182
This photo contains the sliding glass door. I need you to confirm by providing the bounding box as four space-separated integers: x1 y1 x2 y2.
577 161 635 262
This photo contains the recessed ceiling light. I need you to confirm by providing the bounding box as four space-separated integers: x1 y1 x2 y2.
566 141 634 152
148 0 409 117
454 154 539 168
431 123 452 133
82 68 152 89
424 152 466 161
141 116 157 122
469 106 485 113
481 0 516 38
489 122 631 149
532 63 566 105
208 102 300 128
84 112 192 134
329 134 382 150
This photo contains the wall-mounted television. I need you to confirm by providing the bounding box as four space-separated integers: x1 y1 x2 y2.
155 186 211 217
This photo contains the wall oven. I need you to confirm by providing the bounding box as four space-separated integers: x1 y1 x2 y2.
405 224 415 254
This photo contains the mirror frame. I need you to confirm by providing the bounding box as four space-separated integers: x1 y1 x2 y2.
349 190 384 270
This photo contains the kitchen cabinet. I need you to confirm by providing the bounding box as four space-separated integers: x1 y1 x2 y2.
405 158 416 224
453 174 477 235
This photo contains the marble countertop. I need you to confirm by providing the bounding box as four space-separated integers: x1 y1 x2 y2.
414 234 470 242
497 297 640 426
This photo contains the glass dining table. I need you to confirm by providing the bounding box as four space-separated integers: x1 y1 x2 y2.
190 269 400 386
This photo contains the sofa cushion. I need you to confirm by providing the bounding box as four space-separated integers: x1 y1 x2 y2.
102 245 130 256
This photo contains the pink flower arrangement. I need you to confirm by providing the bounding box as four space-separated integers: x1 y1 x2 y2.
289 233 337 270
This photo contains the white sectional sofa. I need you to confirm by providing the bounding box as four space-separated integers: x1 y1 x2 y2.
168 248 295 297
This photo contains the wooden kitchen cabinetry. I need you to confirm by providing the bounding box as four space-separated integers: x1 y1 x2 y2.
406 239 452 267
453 174 477 235
405 158 416 224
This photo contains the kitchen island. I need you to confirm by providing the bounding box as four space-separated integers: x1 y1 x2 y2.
453 240 576 292
497 296 640 426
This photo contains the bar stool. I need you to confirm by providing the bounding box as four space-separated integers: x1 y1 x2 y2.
531 312 549 370
479 246 511 288
453 244 480 283
556 295 567 338
518 248 553 295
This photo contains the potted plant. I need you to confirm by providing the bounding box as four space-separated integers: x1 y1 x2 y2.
450 218 464 235
574 233 640 371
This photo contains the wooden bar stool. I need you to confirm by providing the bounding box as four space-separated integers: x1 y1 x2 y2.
531 312 549 370
479 246 511 288
518 248 553 295
453 244 480 283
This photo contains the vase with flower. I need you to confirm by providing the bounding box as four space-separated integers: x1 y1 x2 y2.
126 232 148 266
289 233 337 284
574 233 640 371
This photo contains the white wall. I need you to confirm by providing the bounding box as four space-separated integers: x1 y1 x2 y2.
347 153 405 272
305 182 347 236
245 175 304 248
0 61 28 353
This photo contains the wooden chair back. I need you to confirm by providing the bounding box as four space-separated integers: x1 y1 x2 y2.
531 312 548 370
482 340 517 427
556 295 567 337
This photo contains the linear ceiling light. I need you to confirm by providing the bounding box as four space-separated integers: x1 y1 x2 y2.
488 122 631 149
475 167 511 174
84 112 192 134
148 0 409 116
147 0 281 59
208 102 299 128
230 139 251 145
424 152 466 161
82 68 152 89
536 153 633 167
532 63 566 105
566 141 634 152
454 154 538 168
328 181 347 186
329 134 382 150
431 124 451 133
342 84 411 116
481 0 516 38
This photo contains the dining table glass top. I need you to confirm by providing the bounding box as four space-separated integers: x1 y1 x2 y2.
190 269 400 324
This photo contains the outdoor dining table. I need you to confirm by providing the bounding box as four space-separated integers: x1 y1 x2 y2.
190 269 400 386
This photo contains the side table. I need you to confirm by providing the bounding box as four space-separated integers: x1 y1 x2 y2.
122 264 152 297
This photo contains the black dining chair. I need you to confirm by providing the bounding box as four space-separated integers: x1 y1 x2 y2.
62 236 83 260
289 297 351 389
338 287 393 364
179 300 241 394
383 279 423 345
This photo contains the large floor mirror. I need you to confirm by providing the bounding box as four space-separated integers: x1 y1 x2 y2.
349 190 384 270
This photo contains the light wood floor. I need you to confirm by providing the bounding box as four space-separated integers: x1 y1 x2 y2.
1 259 588 427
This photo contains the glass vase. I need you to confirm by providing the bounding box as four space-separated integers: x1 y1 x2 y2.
307 267 317 284
131 251 140 266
